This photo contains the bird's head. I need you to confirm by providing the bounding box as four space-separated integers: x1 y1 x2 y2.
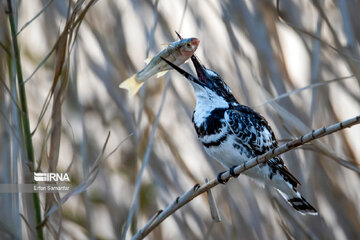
161 55 237 104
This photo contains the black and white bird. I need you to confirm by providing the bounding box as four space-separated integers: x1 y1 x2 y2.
161 55 317 215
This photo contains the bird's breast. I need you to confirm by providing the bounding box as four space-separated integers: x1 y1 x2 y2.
192 107 255 168
202 133 253 168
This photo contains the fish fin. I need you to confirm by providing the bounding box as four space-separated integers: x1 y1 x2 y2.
119 74 144 96
144 57 153 65
156 70 168 78
160 43 171 47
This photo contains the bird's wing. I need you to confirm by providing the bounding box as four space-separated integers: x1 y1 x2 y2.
224 107 277 155
224 106 300 186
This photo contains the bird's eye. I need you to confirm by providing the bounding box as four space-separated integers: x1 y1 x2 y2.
186 43 191 47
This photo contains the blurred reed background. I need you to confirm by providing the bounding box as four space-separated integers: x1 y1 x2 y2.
0 0 359 239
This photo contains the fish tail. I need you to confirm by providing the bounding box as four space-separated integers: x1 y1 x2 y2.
119 74 144 96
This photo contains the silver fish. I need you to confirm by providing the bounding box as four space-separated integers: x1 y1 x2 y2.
119 37 200 96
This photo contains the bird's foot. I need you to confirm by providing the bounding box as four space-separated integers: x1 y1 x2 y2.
217 171 229 184
230 165 240 178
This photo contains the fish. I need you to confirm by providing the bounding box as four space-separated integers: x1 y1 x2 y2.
119 37 200 96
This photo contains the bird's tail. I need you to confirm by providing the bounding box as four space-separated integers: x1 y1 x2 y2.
119 74 144 96
277 190 318 215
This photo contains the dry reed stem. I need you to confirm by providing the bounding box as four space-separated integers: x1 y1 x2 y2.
121 79 170 240
133 115 360 240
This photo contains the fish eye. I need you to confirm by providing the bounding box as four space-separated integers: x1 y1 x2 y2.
186 43 191 47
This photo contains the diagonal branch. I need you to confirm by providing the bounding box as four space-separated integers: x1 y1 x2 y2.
132 115 360 240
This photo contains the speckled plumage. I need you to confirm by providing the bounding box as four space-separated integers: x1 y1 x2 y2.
162 55 317 215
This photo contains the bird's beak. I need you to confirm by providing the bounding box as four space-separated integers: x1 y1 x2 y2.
160 57 202 85
174 32 207 84
190 55 208 84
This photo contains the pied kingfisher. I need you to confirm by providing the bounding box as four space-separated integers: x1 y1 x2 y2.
162 55 317 215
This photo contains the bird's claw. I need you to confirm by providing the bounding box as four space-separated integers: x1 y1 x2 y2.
217 171 229 184
230 165 240 178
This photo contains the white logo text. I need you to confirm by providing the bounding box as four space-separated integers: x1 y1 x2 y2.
34 172 70 182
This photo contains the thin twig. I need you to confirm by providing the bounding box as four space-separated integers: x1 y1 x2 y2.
103 132 134 161
205 178 221 222
0 41 11 56
121 78 170 240
16 0 55 35
256 75 355 107
0 79 22 111
276 0 360 64
44 131 113 219
132 115 360 240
